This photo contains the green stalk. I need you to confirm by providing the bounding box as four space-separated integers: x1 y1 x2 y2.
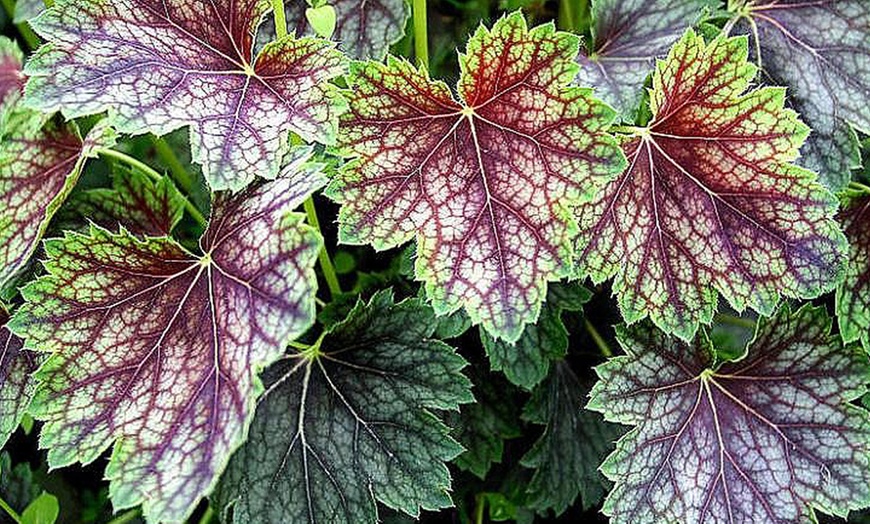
474 494 485 524
559 0 578 32
197 506 215 524
1 0 40 50
271 0 288 39
104 508 140 524
0 496 22 524
304 197 342 299
150 136 194 193
413 0 428 69
849 180 870 195
97 148 208 229
714 313 756 330
585 319 612 357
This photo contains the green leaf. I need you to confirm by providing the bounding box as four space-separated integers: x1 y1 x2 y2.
215 290 473 523
481 283 591 390
0 452 40 516
520 361 621 515
837 190 870 350
20 493 59 524
589 305 870 523
306 5 337 39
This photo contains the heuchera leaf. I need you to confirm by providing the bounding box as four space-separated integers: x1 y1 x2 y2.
734 0 870 191
13 0 44 23
215 290 473 524
286 0 410 60
589 305 870 523
576 0 715 118
837 190 870 350
0 307 38 449
66 165 185 237
520 361 621 515
576 30 847 340
328 12 625 342
0 36 25 115
0 116 117 290
481 282 592 390
8 160 326 523
24 0 347 191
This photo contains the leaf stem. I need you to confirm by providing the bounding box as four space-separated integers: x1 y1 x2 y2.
150 136 194 193
558 0 578 32
1 0 40 50
197 506 214 524
585 319 612 357
714 313 756 330
271 0 288 40
97 148 208 229
303 197 342 299
0 495 22 524
848 181 870 195
474 494 485 524
105 508 140 524
412 0 428 69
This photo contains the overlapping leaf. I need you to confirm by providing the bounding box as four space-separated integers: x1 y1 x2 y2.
24 0 347 191
66 165 185 237
520 361 620 515
8 157 326 523
13 0 44 23
0 116 116 290
286 0 410 59
837 189 870 350
481 282 591 390
577 0 715 118
576 30 847 340
733 0 870 190
0 307 38 449
329 12 625 342
216 290 472 524
589 305 870 523
0 36 25 116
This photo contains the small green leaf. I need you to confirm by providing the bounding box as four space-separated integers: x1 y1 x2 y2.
306 5 337 39
20 493 59 524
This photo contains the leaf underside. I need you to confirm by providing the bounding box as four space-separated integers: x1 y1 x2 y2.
25 0 347 191
216 290 472 524
837 191 870 350
9 161 325 524
576 0 716 118
589 305 870 524
328 12 625 342
576 30 847 341
737 0 870 191
286 0 411 60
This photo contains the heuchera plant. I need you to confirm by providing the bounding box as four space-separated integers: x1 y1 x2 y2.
0 1 869 523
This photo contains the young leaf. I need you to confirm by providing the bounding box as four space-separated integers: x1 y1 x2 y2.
837 190 870 350
215 290 473 524
520 361 621 515
328 12 625 342
20 492 59 524
481 282 592 390
8 162 326 523
0 116 117 290
589 305 870 523
576 30 847 340
577 0 716 118
66 166 185 237
286 0 411 60
24 0 347 191
0 452 41 515
734 0 870 191
0 309 38 449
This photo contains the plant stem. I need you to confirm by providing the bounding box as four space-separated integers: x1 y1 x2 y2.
474 494 485 524
271 0 288 39
150 136 194 193
97 148 208 229
412 0 428 69
105 508 140 524
714 313 756 330
849 181 870 195
197 506 215 524
1 0 40 50
0 496 21 524
559 0 577 32
304 197 342 299
585 319 612 357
